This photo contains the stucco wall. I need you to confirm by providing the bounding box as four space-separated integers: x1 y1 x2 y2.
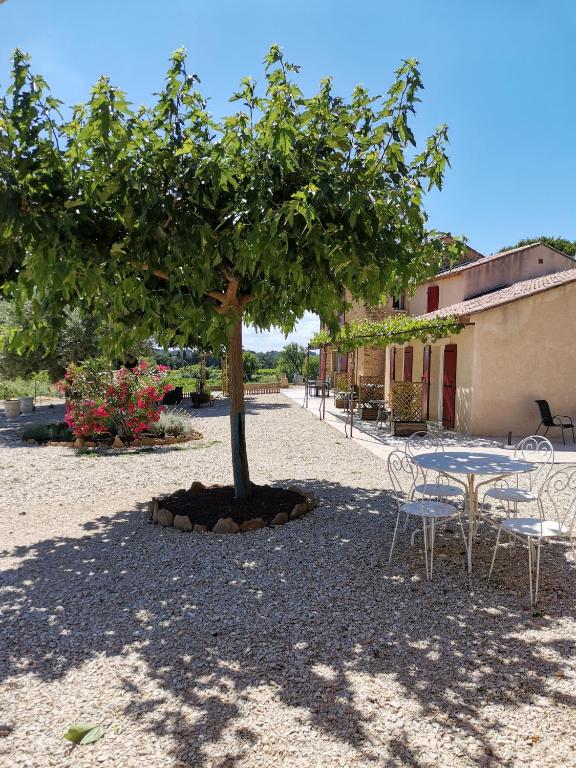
470 282 576 437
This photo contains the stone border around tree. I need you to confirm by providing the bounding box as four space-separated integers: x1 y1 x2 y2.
147 483 318 533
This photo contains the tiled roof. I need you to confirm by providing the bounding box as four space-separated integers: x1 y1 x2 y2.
435 241 573 280
420 268 576 319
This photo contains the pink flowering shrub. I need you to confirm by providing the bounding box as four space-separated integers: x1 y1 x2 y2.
58 360 173 441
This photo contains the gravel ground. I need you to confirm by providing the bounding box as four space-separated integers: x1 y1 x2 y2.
1 394 575 768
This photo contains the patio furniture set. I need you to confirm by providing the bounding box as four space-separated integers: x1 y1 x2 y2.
388 433 576 605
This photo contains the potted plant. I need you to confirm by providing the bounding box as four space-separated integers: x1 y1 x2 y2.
20 395 34 414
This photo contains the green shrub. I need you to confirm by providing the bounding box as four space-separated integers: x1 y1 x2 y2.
21 422 74 443
151 408 196 437
0 373 57 399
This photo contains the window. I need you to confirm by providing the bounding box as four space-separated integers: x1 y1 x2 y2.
427 285 440 312
392 294 405 310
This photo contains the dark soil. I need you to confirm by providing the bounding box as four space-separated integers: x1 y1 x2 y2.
161 484 306 528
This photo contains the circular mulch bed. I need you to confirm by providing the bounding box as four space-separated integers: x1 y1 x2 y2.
148 482 317 533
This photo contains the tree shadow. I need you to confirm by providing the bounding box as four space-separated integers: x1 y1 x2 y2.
2 479 575 765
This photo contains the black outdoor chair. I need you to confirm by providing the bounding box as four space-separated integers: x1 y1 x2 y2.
535 399 575 444
162 386 183 406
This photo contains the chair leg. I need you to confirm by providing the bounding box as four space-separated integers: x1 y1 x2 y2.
422 517 430 581
534 539 542 605
562 427 565 446
430 517 436 580
388 512 401 564
488 527 502 581
457 515 468 555
527 537 534 606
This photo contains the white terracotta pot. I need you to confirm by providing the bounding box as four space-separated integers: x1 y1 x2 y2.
3 399 21 420
20 396 34 414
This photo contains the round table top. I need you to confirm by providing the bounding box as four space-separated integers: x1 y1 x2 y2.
411 450 536 476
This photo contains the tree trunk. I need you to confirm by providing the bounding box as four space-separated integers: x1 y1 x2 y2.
228 312 251 498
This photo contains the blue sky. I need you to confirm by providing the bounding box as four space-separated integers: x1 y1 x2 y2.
2 0 575 350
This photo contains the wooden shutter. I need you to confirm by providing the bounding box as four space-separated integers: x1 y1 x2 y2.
403 346 413 381
427 285 440 313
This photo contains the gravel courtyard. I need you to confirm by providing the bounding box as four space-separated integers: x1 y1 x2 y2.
1 393 575 768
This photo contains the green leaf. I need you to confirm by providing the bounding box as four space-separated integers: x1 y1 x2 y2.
63 723 106 745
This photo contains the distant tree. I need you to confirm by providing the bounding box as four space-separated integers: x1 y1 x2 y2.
0 300 101 379
304 354 320 379
242 351 259 382
256 350 281 368
500 236 576 257
278 342 307 379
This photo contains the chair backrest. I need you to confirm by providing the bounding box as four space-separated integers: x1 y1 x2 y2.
539 465 576 539
535 400 554 425
405 431 442 458
387 449 424 510
515 434 554 491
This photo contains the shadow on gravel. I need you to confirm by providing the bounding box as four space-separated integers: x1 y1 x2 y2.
2 480 575 766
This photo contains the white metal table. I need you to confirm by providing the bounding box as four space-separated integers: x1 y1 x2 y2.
411 451 536 574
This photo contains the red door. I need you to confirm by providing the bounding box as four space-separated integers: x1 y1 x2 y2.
442 345 457 429
422 345 431 420
403 346 413 381
389 347 396 385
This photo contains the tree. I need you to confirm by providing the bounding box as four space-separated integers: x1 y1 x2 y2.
1 47 459 498
277 342 307 379
242 351 259 382
499 236 576 258
0 298 152 379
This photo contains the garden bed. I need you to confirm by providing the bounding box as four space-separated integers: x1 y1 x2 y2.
149 483 316 533
21 421 203 447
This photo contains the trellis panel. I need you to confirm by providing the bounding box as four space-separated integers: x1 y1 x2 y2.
391 381 424 422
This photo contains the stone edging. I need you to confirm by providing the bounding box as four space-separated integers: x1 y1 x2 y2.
147 483 317 533
31 432 203 448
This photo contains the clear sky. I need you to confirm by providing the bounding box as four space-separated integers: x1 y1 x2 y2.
2 0 575 350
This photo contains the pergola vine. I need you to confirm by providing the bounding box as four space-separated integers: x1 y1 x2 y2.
309 314 466 353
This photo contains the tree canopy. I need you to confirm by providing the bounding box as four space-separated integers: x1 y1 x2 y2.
500 236 576 258
0 46 459 496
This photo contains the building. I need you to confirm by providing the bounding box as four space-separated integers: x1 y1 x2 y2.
323 242 576 437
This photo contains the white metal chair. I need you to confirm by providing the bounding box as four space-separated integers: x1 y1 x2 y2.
405 432 464 502
482 435 554 520
388 449 466 580
488 464 576 605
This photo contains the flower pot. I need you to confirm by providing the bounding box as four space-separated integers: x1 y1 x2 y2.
20 396 34 414
3 399 21 420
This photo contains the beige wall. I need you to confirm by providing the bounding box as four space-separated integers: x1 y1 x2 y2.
470 282 576 437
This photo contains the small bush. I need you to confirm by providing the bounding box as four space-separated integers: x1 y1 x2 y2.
151 408 196 437
22 422 74 444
